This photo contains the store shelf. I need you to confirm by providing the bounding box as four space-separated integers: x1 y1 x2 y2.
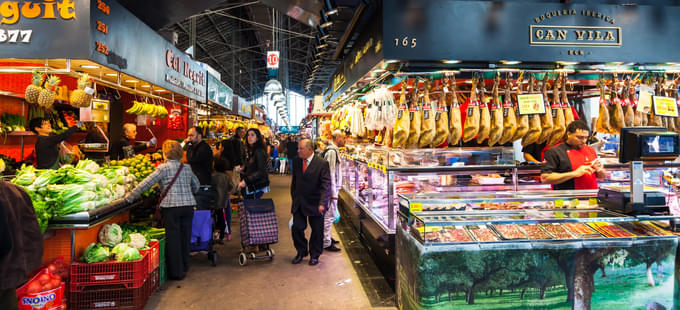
48 199 144 229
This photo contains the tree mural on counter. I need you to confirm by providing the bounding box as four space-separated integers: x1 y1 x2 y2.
625 240 675 287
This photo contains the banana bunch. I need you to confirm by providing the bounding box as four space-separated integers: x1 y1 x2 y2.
125 101 169 118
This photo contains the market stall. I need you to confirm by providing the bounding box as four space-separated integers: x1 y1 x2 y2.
325 1 680 309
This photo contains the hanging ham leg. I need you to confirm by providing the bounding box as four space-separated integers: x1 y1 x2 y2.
512 72 530 142
419 79 436 147
488 74 504 146
431 79 450 147
392 80 410 148
610 74 626 133
447 75 463 146
522 74 542 146
548 75 566 147
499 73 517 145
673 77 680 131
562 73 575 126
595 77 612 133
537 74 553 144
406 81 421 148
648 76 663 127
477 78 491 144
623 76 635 127
633 76 645 126
463 76 481 142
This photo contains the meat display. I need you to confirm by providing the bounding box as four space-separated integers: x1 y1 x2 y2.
499 73 517 145
426 227 474 243
561 73 575 126
548 75 566 147
541 224 576 239
493 224 528 240
431 79 450 147
476 79 491 144
595 77 612 134
487 75 504 146
563 222 600 236
463 76 481 142
610 74 626 133
623 76 635 127
406 82 421 148
512 73 530 142
467 226 500 242
648 76 663 127
632 76 646 126
589 222 635 238
616 222 670 237
537 74 554 144
419 79 436 148
522 75 542 146
518 224 553 240
392 81 410 148
447 75 463 146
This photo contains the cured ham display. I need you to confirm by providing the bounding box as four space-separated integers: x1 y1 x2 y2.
499 73 517 145
487 75 504 147
522 75 542 146
561 73 575 126
610 74 626 133
674 77 680 131
476 78 491 144
419 79 436 147
447 75 463 146
431 79 450 147
595 77 612 133
623 76 635 127
537 74 553 144
392 81 410 148
512 73 530 142
463 76 481 142
648 76 663 127
406 82 422 148
547 75 566 147
632 76 645 126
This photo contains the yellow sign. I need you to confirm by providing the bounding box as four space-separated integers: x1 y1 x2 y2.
637 91 653 114
410 202 423 213
555 199 564 207
588 198 598 206
653 96 679 117
333 72 346 93
0 0 76 25
517 94 546 115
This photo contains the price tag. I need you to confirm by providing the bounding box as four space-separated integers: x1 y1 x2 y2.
410 202 423 213
589 198 598 206
425 226 441 233
417 226 424 235
637 90 653 114
588 212 598 218
555 200 564 207
653 96 679 117
517 94 546 115
554 212 565 218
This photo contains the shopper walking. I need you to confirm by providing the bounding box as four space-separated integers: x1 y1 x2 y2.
0 180 43 310
237 128 270 199
212 157 233 242
290 139 331 266
322 130 345 252
184 127 213 185
221 127 246 193
286 135 299 174
126 140 200 281
278 139 288 174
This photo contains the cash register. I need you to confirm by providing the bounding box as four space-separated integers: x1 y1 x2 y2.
598 127 680 215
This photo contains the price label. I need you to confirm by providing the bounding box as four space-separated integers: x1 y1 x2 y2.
555 200 564 207
637 90 653 114
425 226 441 233
589 198 598 206
410 202 423 213
517 94 546 115
554 212 565 218
653 96 679 117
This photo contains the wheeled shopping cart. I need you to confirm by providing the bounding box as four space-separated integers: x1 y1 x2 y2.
238 198 278 266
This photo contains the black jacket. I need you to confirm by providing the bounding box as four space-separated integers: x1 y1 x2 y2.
35 126 78 169
0 181 43 290
290 155 330 217
220 136 244 170
286 141 299 159
186 140 214 185
109 136 148 161
242 148 270 192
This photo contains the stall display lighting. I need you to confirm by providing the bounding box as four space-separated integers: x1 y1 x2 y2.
557 61 579 65
441 60 460 64
317 43 329 49
325 8 338 16
499 60 521 65
141 85 150 88
80 65 100 69
105 73 118 77
125 80 139 83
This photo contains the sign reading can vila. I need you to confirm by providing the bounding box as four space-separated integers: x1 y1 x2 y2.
383 1 680 63
0 0 90 59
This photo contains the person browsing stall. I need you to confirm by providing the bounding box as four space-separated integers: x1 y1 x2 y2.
237 128 270 199
29 117 80 169
322 130 345 252
184 127 213 185
109 123 156 160
541 120 606 190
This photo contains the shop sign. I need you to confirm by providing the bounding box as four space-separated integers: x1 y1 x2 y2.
90 0 207 102
653 96 678 118
207 73 232 110
383 1 680 64
266 51 279 69
232 96 251 118
0 0 89 59
517 94 546 115
252 105 265 121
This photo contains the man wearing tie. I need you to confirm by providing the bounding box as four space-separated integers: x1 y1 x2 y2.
290 139 331 266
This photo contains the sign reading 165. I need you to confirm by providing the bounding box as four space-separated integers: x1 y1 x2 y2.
394 37 417 48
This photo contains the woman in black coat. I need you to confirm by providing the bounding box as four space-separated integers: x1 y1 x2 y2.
237 128 270 199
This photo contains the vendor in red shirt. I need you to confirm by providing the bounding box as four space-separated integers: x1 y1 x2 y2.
540 120 606 190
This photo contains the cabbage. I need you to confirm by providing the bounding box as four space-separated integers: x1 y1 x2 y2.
111 243 130 260
76 159 100 173
120 247 142 262
99 224 123 247
82 243 110 263
126 233 147 249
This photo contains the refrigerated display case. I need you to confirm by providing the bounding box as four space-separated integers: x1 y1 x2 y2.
396 193 679 310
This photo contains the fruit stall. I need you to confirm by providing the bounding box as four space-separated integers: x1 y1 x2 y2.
326 1 680 309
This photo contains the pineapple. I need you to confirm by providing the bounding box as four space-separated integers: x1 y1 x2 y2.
70 74 92 107
38 75 61 108
24 70 44 104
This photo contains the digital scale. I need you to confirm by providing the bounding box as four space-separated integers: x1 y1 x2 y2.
597 127 680 215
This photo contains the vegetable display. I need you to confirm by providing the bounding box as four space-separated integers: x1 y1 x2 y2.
79 223 155 264
98 223 123 247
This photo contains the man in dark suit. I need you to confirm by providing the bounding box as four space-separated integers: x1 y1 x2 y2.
290 139 330 266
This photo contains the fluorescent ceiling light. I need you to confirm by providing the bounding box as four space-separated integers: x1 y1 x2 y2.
105 73 118 77
141 85 150 88
442 60 461 64
317 43 329 49
126 80 139 83
499 60 521 65
320 21 333 28
557 61 579 65
325 9 338 16
81 65 100 69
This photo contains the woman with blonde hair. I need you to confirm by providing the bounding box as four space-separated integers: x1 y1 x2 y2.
126 140 199 280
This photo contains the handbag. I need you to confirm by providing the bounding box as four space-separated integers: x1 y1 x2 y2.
153 164 184 227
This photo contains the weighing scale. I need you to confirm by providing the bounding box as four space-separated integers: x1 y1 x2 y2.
597 127 680 215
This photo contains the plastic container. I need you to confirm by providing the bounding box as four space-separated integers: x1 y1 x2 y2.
68 280 150 310
159 261 166 287
147 268 160 296
139 241 159 275
69 252 149 292
16 268 65 310
158 238 166 265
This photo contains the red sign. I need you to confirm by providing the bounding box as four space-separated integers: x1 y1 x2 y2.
267 51 279 69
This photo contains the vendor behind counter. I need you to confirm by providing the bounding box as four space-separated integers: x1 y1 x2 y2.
29 118 80 169
109 123 156 160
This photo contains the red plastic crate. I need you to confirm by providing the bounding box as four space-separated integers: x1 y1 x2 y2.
147 268 160 297
68 275 153 310
139 241 159 275
69 252 149 292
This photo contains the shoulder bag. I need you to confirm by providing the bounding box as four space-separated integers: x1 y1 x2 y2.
153 164 184 227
